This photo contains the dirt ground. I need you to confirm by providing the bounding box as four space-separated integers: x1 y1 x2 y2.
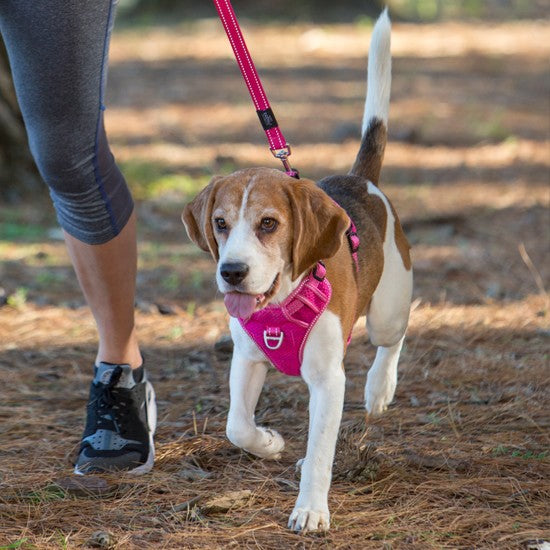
1 16 549 550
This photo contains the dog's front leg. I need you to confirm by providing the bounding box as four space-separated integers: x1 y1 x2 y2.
226 321 285 459
288 311 346 533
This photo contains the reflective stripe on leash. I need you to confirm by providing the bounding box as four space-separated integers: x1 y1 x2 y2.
212 0 299 178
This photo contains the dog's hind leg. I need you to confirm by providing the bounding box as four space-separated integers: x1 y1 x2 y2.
225 321 285 459
365 336 405 415
364 183 412 416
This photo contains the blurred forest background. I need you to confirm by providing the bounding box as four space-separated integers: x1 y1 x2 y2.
0 0 548 195
119 0 548 22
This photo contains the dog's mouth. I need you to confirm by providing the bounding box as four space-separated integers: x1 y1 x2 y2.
223 273 280 319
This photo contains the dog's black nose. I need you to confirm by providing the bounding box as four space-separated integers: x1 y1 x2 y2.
220 262 249 285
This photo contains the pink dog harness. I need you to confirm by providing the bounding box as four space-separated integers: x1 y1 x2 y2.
239 262 331 376
239 222 360 377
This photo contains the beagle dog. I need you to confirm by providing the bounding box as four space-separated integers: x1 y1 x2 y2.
182 10 412 532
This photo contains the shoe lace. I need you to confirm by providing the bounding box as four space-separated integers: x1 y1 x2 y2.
96 366 131 434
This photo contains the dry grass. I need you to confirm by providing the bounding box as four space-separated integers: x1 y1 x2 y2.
0 296 548 549
1 16 549 550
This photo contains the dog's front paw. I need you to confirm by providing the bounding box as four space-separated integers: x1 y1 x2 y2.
365 369 396 416
248 427 285 459
288 506 330 533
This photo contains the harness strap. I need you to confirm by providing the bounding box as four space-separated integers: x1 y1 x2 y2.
330 197 360 273
346 221 360 272
212 0 299 178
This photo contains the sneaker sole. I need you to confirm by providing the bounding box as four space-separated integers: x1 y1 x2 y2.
74 380 157 476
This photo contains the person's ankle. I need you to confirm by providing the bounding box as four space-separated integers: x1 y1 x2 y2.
96 345 142 369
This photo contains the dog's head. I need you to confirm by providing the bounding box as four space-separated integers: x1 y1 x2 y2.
182 167 349 318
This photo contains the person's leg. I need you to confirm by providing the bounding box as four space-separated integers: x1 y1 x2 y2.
0 0 140 365
0 0 156 473
64 212 141 369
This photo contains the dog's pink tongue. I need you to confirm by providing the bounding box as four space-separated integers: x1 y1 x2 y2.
224 292 258 319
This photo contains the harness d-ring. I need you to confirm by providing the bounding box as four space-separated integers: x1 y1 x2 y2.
263 328 284 350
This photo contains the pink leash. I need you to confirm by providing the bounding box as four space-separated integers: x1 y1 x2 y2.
212 0 299 178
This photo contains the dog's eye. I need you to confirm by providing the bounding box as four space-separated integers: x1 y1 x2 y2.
215 218 227 232
260 217 278 232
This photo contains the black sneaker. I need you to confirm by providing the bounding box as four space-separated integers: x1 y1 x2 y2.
74 362 156 475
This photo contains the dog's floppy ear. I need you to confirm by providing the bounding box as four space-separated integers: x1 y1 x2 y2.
285 179 350 280
182 175 224 261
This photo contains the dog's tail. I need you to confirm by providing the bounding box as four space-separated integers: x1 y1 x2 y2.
350 8 391 185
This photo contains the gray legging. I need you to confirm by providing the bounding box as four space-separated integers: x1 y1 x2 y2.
0 0 133 245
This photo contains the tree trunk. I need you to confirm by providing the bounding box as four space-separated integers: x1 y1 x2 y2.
0 39 42 201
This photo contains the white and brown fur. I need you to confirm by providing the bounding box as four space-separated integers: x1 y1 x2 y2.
182 10 412 533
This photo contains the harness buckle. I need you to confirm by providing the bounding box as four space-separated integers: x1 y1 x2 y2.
347 230 360 254
312 261 326 282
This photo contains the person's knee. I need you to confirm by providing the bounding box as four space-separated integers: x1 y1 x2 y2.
29 124 95 191
29 120 134 245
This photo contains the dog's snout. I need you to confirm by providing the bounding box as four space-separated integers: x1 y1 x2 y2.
220 262 249 285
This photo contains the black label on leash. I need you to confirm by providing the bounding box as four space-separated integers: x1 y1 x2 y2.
256 108 278 131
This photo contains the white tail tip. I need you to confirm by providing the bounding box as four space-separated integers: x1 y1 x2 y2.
362 8 392 134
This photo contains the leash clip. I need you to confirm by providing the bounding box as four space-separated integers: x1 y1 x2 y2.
271 144 292 159
271 145 299 179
